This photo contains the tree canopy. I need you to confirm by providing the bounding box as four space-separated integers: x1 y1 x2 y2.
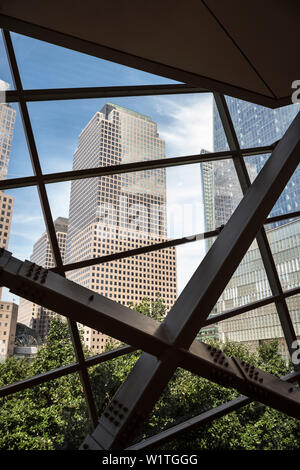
0 296 299 450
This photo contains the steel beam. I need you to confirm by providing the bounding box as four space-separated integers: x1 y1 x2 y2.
203 285 300 327
214 93 300 365
1 249 300 424
128 370 300 450
53 228 222 273
0 145 273 192
5 84 207 102
1 248 300 447
0 94 298 448
2 29 99 429
0 345 135 398
0 100 298 448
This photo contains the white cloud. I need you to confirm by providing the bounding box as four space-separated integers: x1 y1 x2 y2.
153 94 213 292
46 182 71 220
154 93 213 156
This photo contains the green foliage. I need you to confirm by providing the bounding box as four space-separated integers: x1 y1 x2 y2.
0 298 299 450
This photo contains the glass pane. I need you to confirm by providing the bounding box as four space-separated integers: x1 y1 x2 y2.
212 98 229 152
11 32 179 89
28 94 216 174
135 367 238 448
0 104 33 180
0 32 14 89
201 158 242 232
223 96 300 149
4 186 44 263
0 309 77 385
0 187 78 378
204 243 274 351
244 151 300 225
265 218 300 292
45 155 206 355
215 241 271 312
244 153 270 184
266 163 300 225
285 295 300 358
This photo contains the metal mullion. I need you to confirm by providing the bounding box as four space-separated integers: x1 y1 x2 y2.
203 285 300 327
0 345 136 399
128 370 300 450
0 145 274 192
2 29 99 429
265 210 300 225
80 111 300 448
6 84 207 102
54 228 221 273
1 249 300 447
214 93 299 367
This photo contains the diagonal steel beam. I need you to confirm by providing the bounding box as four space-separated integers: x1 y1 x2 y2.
52 228 222 273
214 93 300 366
2 29 99 429
128 369 300 450
203 285 300 327
0 345 135 399
0 89 299 448
81 108 300 449
0 248 300 447
0 104 299 447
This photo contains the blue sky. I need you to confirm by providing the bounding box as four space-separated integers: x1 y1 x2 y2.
1 32 216 301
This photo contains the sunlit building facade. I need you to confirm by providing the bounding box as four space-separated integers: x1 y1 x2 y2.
213 98 300 222
0 301 18 363
200 100 300 355
17 217 68 341
217 219 300 360
66 103 177 354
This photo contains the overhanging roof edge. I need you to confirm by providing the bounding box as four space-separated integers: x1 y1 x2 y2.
0 13 288 109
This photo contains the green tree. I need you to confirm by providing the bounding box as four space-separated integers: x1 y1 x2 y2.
0 298 299 450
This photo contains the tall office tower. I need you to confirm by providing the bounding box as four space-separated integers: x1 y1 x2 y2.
66 103 177 354
205 98 300 355
213 97 300 223
18 217 68 341
217 218 300 360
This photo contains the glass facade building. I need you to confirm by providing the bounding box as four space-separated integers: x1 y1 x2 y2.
217 218 300 360
199 98 300 356
213 98 300 223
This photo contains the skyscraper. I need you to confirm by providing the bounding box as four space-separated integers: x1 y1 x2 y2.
199 98 300 355
18 217 68 341
213 98 300 223
66 103 177 354
217 218 300 360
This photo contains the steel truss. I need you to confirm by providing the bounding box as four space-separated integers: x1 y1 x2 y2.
0 24 299 450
